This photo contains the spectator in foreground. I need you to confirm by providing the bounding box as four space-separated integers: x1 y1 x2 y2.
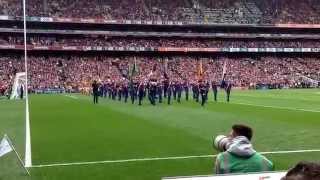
281 162 320 180
215 124 274 174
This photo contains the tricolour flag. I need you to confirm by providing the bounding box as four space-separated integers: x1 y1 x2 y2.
164 58 169 79
221 60 227 80
0 136 13 157
220 61 228 89
197 59 204 79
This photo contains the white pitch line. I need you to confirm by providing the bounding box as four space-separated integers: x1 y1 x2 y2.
228 102 320 113
31 149 320 168
64 94 79 99
25 96 32 167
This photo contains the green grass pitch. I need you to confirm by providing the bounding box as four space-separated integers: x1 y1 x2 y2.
1 89 320 180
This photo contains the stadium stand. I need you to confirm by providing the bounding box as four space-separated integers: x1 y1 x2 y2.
0 54 313 92
0 0 320 95
0 2 320 180
0 56 24 96
2 35 320 48
0 0 320 24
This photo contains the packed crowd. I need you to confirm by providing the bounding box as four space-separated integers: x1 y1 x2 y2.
2 35 320 48
1 54 319 96
0 56 24 96
25 55 320 92
256 0 320 24
1 0 320 24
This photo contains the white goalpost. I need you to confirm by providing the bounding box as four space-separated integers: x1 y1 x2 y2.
22 0 32 168
10 72 26 100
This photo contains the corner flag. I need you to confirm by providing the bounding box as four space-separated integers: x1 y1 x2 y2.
0 134 30 176
0 135 13 157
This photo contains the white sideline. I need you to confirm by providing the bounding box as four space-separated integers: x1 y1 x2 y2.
64 94 79 99
228 102 320 113
31 149 320 168
25 98 32 167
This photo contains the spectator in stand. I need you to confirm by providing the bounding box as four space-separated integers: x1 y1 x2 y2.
1 0 320 24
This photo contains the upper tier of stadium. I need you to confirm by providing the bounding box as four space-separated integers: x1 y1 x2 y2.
1 0 320 24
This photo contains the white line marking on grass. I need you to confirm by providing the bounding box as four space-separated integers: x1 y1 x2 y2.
31 149 320 168
227 102 320 113
25 97 32 167
64 94 79 99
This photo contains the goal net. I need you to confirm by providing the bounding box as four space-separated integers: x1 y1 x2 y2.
10 72 26 100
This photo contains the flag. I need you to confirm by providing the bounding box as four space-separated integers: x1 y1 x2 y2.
197 59 203 78
0 136 13 157
221 61 227 88
0 135 30 175
129 57 139 78
222 60 227 80
204 16 208 23
164 58 169 79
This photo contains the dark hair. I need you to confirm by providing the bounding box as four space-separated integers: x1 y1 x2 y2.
232 124 253 140
281 162 320 180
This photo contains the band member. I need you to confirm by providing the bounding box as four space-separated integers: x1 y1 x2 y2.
184 80 189 101
226 82 232 102
163 78 169 98
117 83 122 101
108 80 113 99
193 82 199 102
92 80 99 104
111 82 117 100
123 81 129 103
138 81 145 106
167 81 173 105
157 82 163 103
221 77 227 89
129 80 137 104
176 81 182 103
172 81 177 100
206 81 210 101
199 81 207 106
212 81 218 102
192 82 196 100
149 79 157 106
102 82 108 98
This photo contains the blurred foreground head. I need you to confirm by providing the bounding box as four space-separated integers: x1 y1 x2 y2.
281 162 320 180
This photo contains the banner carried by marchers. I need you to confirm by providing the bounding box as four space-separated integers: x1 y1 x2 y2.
0 135 13 157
